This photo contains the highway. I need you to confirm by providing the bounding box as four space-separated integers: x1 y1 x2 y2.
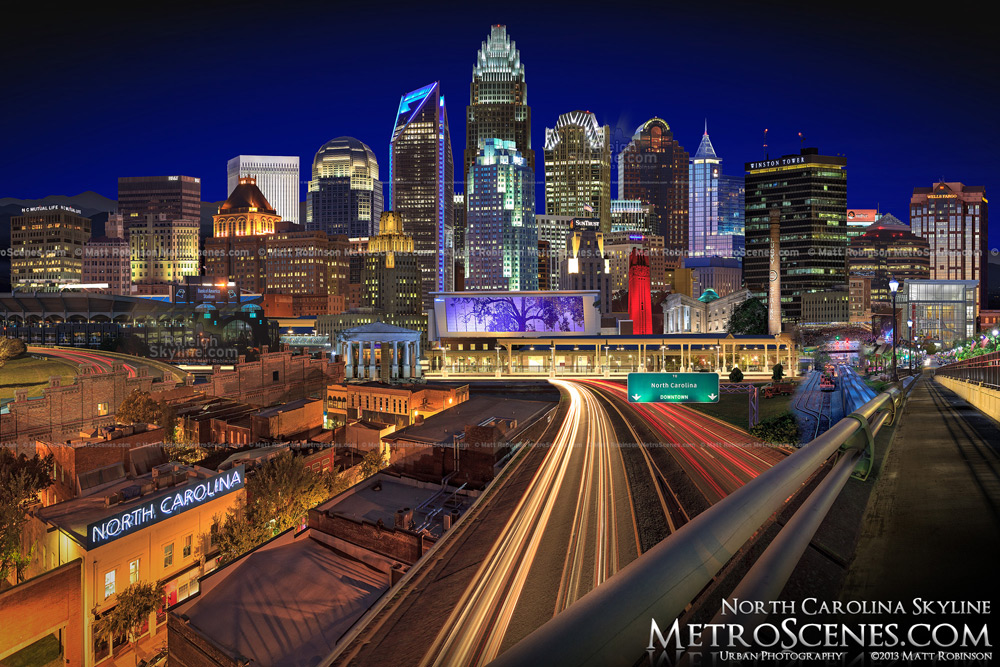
420 379 787 667
28 346 138 378
421 379 638 666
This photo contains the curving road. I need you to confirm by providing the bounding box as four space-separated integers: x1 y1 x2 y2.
28 346 138 378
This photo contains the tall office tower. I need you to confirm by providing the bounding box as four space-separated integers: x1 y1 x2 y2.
129 214 200 284
544 111 611 231
846 214 930 311
362 211 423 323
610 199 654 235
718 173 746 259
390 82 455 305
618 118 689 254
688 124 744 260
465 139 538 291
560 229 612 314
82 236 131 295
465 26 533 194
307 137 383 238
117 176 201 231
606 231 668 293
744 148 848 323
227 155 300 224
453 192 466 286
10 205 91 290
537 240 551 290
536 215 596 289
910 181 989 308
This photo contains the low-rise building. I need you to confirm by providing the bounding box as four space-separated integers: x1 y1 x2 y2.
801 288 850 325
325 381 469 430
13 464 245 665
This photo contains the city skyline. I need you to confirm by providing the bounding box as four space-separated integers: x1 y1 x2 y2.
3 3 997 241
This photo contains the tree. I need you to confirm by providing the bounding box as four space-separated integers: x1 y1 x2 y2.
813 351 831 371
161 405 178 444
92 581 164 666
1 450 53 583
725 297 768 335
212 498 272 566
0 338 27 369
750 412 801 446
728 367 744 383
246 452 343 534
358 447 389 479
116 390 163 426
923 341 938 355
772 362 784 382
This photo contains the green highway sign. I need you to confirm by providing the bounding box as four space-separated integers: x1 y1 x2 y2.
627 372 720 403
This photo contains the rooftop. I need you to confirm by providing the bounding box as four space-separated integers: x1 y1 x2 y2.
179 534 388 667
384 395 551 446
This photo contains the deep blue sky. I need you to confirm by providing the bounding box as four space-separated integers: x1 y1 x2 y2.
3 0 997 241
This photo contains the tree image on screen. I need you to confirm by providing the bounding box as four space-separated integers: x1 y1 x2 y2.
447 296 585 333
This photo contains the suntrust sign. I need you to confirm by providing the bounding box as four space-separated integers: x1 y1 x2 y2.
86 466 245 549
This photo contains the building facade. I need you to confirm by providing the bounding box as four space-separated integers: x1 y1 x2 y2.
689 124 744 260
846 208 879 240
465 139 537 291
846 214 930 311
662 288 752 335
898 279 978 346
10 206 91 290
390 82 454 305
535 215 575 290
685 256 743 298
117 176 201 232
848 275 873 325
619 117 689 254
212 176 280 237
227 156 299 224
82 236 131 295
464 25 532 198
801 288 850 325
128 214 200 284
610 199 654 235
605 231 667 294
559 229 612 313
544 111 611 230
306 137 383 238
744 148 848 323
362 211 423 321
910 181 988 308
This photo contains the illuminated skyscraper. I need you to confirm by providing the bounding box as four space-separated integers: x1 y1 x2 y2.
466 139 537 291
465 25 532 196
390 82 455 305
619 118 689 255
117 175 201 233
307 137 383 238
544 111 611 231
688 123 744 259
744 148 848 323
910 181 989 308
363 211 423 320
10 205 91 290
227 155 300 224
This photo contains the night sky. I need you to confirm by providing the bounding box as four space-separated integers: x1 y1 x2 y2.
3 0 997 243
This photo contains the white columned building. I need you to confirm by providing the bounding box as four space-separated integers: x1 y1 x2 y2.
335 322 423 383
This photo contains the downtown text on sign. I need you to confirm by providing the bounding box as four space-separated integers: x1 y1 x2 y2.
86 466 245 549
627 372 720 404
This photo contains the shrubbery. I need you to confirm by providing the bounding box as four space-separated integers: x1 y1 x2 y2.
750 412 800 446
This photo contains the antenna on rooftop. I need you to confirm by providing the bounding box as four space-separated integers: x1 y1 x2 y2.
763 129 769 159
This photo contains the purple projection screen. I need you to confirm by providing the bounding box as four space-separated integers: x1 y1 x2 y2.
444 295 587 333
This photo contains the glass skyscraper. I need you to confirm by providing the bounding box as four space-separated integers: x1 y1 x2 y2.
465 26 532 196
688 123 744 259
390 82 455 306
618 118 689 255
306 137 383 238
544 111 611 231
466 139 537 291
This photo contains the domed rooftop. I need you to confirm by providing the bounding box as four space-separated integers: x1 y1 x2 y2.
697 288 721 303
312 136 379 181
219 177 275 214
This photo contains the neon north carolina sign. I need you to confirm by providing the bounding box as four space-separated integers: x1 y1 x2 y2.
86 466 244 549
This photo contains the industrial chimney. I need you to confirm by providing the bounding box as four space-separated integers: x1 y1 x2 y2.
768 208 782 336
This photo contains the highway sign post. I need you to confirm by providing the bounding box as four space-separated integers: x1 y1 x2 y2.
627 372 720 403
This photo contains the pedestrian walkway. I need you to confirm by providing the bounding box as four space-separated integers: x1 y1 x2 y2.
843 376 1000 601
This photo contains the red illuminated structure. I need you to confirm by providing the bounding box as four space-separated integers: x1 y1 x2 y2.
628 248 653 334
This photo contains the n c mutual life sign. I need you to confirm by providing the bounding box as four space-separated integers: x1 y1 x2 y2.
86 466 245 549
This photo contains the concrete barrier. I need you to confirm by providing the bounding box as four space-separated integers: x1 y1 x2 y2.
935 376 1000 420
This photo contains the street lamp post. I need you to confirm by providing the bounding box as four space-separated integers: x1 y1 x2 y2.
889 277 900 381
907 318 913 373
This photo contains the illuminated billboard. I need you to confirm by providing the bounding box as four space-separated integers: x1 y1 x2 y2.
431 291 601 338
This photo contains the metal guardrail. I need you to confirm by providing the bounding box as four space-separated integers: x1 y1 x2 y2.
935 350 1000 389
489 375 918 667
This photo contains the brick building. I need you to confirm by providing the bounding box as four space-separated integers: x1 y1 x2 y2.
325 381 469 430
200 348 344 407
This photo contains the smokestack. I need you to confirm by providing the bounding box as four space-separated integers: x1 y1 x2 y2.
768 208 781 336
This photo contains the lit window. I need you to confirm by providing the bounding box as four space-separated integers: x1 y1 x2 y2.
163 543 174 568
104 570 115 599
129 559 140 584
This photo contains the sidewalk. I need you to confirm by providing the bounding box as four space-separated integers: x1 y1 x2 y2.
842 376 1000 601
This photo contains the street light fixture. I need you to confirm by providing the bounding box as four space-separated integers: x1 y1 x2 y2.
907 318 913 373
889 277 900 381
